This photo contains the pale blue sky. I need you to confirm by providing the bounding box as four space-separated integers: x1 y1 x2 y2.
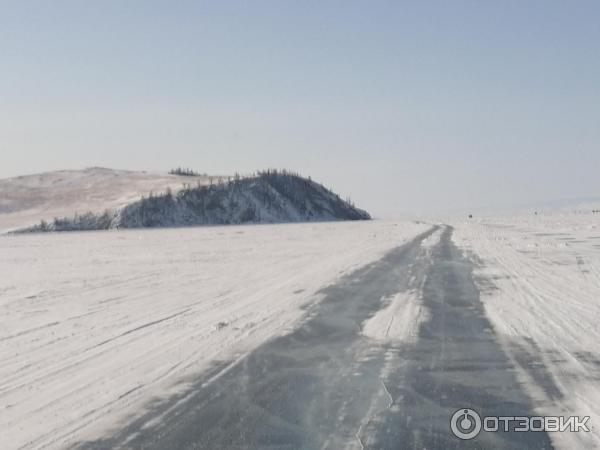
1 1 599 215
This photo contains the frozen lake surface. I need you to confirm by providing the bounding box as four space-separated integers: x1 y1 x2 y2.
2 214 600 449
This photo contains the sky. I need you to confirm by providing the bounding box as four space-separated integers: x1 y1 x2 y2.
1 1 599 216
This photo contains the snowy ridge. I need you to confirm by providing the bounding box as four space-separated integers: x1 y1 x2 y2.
19 170 370 232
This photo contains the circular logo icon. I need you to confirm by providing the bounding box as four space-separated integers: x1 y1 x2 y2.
450 408 482 440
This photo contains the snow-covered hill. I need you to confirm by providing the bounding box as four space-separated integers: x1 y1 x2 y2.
116 170 369 228
0 167 216 232
17 170 370 232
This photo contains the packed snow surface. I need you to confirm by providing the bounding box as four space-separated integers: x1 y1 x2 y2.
0 220 427 449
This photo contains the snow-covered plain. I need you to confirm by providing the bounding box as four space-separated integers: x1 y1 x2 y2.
0 220 428 449
452 212 600 449
3 210 600 450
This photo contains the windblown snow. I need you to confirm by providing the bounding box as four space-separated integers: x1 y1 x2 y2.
361 227 441 344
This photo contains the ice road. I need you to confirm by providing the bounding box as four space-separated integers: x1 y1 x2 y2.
77 227 555 449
